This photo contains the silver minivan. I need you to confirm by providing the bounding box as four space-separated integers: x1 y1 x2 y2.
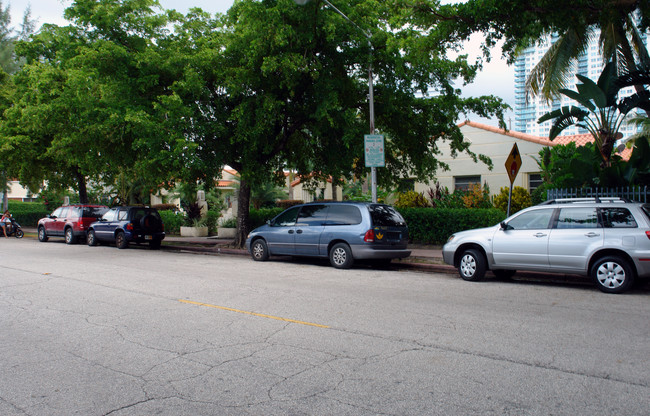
245 202 411 268
442 198 650 293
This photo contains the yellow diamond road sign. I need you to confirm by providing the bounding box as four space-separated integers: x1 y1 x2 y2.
505 143 522 184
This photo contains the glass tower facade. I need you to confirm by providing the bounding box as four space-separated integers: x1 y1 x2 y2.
513 31 646 137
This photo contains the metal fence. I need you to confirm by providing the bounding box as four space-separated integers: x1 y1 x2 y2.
547 186 649 202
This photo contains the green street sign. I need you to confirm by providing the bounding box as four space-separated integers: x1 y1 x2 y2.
364 134 385 167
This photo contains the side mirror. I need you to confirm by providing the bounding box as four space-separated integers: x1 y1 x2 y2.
500 221 513 230
266 219 271 225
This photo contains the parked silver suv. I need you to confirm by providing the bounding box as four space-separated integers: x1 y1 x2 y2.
442 198 650 293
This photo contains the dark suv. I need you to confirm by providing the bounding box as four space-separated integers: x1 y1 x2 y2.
38 204 109 244
245 201 410 268
87 206 165 249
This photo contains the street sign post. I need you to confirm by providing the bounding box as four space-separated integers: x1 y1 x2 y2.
505 143 522 217
364 134 385 168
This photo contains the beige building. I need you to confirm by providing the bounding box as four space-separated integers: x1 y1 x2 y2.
415 120 629 197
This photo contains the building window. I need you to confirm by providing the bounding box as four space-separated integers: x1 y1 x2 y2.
454 175 481 191
529 173 543 192
397 178 415 193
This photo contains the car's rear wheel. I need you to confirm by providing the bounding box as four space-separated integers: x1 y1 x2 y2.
591 255 634 294
250 239 269 261
458 248 486 281
329 242 353 269
116 231 128 249
87 230 98 246
65 227 77 244
38 226 48 242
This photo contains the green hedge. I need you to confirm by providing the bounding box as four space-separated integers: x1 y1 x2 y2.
159 210 184 234
249 207 284 229
397 207 506 245
7 201 50 227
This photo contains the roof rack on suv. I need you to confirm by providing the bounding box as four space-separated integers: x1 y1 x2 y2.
540 197 630 205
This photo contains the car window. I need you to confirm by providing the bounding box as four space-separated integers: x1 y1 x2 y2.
297 205 329 226
601 208 637 228
507 209 554 230
556 207 598 229
272 206 300 227
370 204 406 227
59 207 69 219
67 207 80 219
326 205 362 225
119 209 130 221
82 207 108 218
52 207 63 218
102 208 118 221
131 209 149 222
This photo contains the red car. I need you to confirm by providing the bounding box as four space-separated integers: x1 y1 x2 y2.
38 204 109 244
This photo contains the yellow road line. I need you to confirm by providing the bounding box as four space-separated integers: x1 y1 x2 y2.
178 299 330 328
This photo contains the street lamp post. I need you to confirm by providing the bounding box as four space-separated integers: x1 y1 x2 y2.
295 0 378 202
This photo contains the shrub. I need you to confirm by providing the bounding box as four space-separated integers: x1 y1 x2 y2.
398 207 506 245
492 186 532 214
7 201 50 227
151 203 178 212
249 207 284 229
205 211 220 235
461 183 493 209
394 191 430 208
276 200 303 209
219 217 238 228
159 210 184 235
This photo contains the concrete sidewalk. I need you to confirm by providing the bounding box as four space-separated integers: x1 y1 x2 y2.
22 227 452 273
160 234 451 272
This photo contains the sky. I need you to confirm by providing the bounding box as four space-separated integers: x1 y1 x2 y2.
5 0 515 127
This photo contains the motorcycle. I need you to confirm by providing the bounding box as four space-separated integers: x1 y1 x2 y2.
1 215 24 238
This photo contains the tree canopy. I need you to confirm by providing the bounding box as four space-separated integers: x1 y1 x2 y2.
0 0 510 246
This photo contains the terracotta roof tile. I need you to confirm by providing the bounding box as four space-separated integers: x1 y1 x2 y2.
458 120 630 160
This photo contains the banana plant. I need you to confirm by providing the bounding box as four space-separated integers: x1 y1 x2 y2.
538 61 650 167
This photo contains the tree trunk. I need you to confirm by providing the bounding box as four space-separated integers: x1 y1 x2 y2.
233 179 251 248
76 169 89 204
331 180 337 201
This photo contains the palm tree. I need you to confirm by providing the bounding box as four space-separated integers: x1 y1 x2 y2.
538 62 650 167
526 2 649 103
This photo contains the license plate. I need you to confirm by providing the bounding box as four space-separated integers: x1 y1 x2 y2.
145 235 152 240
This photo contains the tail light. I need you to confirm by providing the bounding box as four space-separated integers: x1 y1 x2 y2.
126 223 134 231
646 231 650 240
364 229 375 243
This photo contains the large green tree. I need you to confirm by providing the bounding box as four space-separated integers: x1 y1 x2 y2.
0 0 189 203
162 0 508 246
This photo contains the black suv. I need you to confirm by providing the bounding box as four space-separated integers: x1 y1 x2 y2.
87 206 165 249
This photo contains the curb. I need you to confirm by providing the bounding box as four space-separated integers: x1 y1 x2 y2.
161 243 456 273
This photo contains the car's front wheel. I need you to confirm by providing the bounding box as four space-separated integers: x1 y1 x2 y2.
116 231 128 249
250 239 269 261
38 226 48 242
87 230 98 246
591 255 634 294
458 248 486 281
329 242 353 269
65 227 77 244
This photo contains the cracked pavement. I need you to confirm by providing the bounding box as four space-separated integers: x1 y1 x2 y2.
1 238 649 415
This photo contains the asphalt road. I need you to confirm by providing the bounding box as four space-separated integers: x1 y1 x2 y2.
1 238 649 415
